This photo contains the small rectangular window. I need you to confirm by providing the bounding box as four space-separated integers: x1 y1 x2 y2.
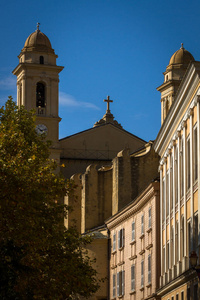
148 254 151 284
148 207 151 228
117 271 124 296
118 229 124 249
141 260 144 288
181 291 184 300
132 221 135 241
113 233 116 252
194 126 198 181
194 284 198 300
187 287 190 300
131 265 135 291
176 294 179 300
141 214 144 235
113 274 116 298
187 138 191 190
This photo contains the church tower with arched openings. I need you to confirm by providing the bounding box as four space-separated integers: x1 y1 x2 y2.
157 44 194 124
13 24 63 161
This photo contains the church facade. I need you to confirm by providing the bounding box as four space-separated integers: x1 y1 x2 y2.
11 25 200 300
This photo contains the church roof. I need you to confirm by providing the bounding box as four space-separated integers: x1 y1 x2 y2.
21 23 55 54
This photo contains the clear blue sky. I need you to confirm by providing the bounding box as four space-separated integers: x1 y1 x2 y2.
0 0 199 141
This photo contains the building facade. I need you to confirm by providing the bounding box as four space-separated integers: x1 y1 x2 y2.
154 46 200 300
106 181 160 300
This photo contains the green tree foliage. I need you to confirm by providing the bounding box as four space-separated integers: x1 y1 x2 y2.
0 97 99 299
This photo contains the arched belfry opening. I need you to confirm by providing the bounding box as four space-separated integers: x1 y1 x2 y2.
40 56 44 64
36 82 45 108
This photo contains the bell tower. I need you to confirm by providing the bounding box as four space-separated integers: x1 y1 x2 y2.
157 44 194 124
13 24 64 160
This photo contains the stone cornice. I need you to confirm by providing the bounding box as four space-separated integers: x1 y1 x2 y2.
154 61 200 157
106 181 160 229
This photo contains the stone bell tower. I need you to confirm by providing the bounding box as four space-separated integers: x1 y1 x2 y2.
12 23 63 160
157 44 194 124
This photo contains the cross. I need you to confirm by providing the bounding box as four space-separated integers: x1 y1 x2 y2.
104 96 113 113
37 22 40 31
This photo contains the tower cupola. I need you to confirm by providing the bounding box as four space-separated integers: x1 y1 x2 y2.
157 44 194 124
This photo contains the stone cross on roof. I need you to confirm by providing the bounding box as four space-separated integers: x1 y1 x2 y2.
104 95 113 113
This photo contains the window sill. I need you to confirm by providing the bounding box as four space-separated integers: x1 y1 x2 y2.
146 283 152 288
147 227 152 233
111 264 117 269
130 290 136 295
129 255 137 260
118 246 124 251
130 240 136 245
139 249 145 255
140 234 145 239
112 250 117 254
140 287 144 291
118 261 125 266
146 243 153 250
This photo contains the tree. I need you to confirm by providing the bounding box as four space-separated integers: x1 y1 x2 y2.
0 97 99 300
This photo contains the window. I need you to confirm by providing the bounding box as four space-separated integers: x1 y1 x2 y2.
194 284 199 300
148 207 151 228
40 55 44 64
148 254 151 284
194 214 198 253
141 260 144 288
175 146 178 204
36 82 45 108
187 138 191 190
171 226 174 266
113 233 116 252
194 126 198 181
176 294 179 300
167 242 170 270
175 221 179 263
170 154 173 210
181 215 184 258
188 221 191 257
131 265 135 291
118 229 124 249
163 246 165 273
181 291 184 300
113 274 116 298
180 138 184 197
117 271 124 297
172 297 174 300
187 287 190 300
194 284 198 300
132 221 135 241
163 178 165 220
141 214 144 235
166 171 169 217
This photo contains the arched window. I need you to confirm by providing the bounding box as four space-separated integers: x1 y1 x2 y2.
40 56 44 64
36 82 45 107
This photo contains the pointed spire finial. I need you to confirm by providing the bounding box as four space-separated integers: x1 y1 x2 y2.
36 22 40 31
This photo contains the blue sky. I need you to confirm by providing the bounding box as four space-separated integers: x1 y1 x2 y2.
0 0 199 141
